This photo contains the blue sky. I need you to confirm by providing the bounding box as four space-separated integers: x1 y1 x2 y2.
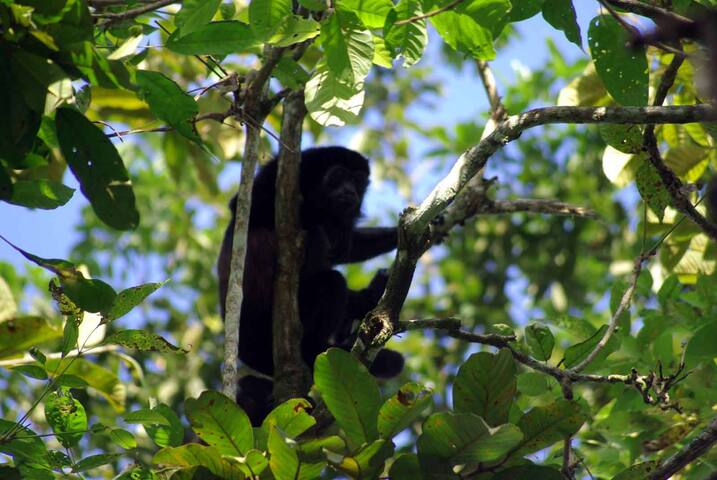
0 3 599 271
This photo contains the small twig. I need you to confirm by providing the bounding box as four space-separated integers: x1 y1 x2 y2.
93 0 177 20
155 21 224 79
604 0 694 27
569 253 648 374
394 0 465 26
105 111 230 138
562 437 576 479
476 60 506 121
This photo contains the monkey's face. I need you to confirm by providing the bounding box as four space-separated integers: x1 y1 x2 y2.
320 165 369 218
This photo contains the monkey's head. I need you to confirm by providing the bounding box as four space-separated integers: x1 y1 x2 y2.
300 147 370 226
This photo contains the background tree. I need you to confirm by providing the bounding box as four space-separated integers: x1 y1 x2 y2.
1 0 717 479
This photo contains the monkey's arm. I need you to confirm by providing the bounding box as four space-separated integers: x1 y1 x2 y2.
335 227 398 263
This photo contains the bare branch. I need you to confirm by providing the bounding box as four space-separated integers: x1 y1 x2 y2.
648 416 717 480
0 345 118 368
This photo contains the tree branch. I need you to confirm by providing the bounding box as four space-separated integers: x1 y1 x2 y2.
478 199 599 219
272 90 311 403
604 0 694 27
648 416 717 480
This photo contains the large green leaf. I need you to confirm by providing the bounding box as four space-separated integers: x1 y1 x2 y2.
453 349 516 426
458 0 512 38
55 107 139 230
44 390 88 448
588 15 648 106
136 71 200 145
46 358 126 412
636 161 672 221
378 382 432 439
6 180 74 210
175 0 222 37
512 399 588 457
305 62 365 127
153 444 247 479
322 12 374 84
337 0 393 28
508 0 544 22
417 412 523 471
525 323 555 361
261 398 315 440
269 426 324 480
314 348 381 448
541 0 582 48
383 0 427 67
249 0 292 40
389 453 423 479
144 404 184 448
561 323 619 368
267 16 320 47
430 10 495 60
328 439 394 479
165 21 259 55
185 391 253 456
0 420 51 471
0 316 62 359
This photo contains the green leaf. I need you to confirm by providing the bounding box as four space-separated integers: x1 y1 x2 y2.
261 398 315 440
101 280 168 323
541 0 582 48
588 15 648 106
136 71 200 145
54 374 89 388
508 0 545 22
322 12 374 84
269 426 324 480
378 382 432 439
11 364 48 380
389 453 423 480
145 404 184 448
268 16 321 47
305 61 365 127
60 319 79 356
249 0 292 40
561 324 619 368
636 161 672 222
314 348 381 448
0 420 51 471
457 0 512 38
337 0 393 28
153 444 248 479
124 408 172 426
0 316 62 359
74 454 121 472
46 358 125 412
383 0 427 67
55 107 139 230
104 329 187 353
686 320 717 362
61 276 117 313
430 10 495 60
517 372 556 396
273 57 311 89
166 21 259 55
106 427 137 449
525 323 555 361
611 461 661 480
512 399 588 457
44 390 87 448
493 465 564 479
328 439 394 479
453 349 516 426
599 124 643 154
185 391 253 456
175 0 222 37
6 180 74 210
417 412 523 470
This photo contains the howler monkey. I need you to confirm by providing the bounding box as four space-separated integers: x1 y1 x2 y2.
218 147 404 422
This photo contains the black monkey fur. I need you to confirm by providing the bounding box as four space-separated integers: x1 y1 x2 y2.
218 147 404 423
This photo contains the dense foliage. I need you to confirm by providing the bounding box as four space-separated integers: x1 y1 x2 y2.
1 0 717 478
